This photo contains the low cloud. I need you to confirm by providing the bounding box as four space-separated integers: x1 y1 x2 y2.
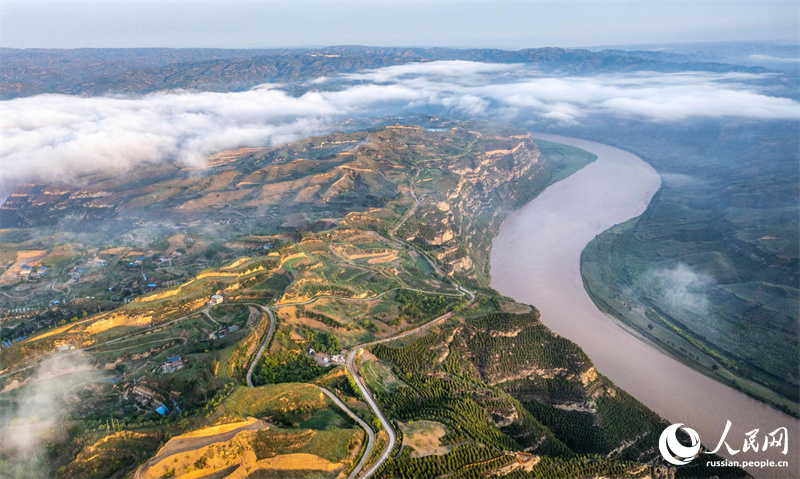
0 354 99 477
2 61 798 188
748 54 800 63
645 263 714 315
343 59 518 83
659 172 704 188
471 71 799 122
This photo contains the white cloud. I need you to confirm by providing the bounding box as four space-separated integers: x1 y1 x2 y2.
748 54 800 63
0 354 100 476
646 263 714 315
1 89 334 188
472 71 799 122
341 60 518 83
1 61 798 188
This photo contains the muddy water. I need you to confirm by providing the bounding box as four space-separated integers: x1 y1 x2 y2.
490 133 799 478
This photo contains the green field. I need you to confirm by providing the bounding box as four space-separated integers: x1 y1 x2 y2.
360 358 407 394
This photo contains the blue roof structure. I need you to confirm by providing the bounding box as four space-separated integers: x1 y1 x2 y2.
155 404 168 416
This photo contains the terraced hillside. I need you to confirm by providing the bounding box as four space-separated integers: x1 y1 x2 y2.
0 123 746 479
0 121 591 329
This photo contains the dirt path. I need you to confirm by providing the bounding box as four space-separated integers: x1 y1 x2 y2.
90 336 188 355
202 306 220 327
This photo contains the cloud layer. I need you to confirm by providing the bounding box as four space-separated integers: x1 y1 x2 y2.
1 61 798 188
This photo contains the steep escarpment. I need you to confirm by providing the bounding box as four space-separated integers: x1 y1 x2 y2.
392 128 596 287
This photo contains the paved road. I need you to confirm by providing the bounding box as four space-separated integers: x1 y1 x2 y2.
319 387 375 479
339 167 476 478
245 305 276 388
345 347 394 479
240 304 374 479
344 307 460 478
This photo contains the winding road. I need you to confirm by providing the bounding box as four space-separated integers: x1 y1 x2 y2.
245 305 276 388
334 168 476 478
240 166 475 478
319 387 376 479
239 302 378 479
344 308 460 478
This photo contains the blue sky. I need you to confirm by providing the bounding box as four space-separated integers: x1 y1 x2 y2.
1 1 798 49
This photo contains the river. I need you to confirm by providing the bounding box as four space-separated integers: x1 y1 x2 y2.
489 133 799 478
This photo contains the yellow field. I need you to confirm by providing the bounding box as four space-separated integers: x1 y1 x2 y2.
180 418 260 439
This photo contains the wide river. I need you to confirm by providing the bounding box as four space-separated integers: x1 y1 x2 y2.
490 133 799 478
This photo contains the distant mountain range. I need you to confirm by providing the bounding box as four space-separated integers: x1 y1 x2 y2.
0 45 770 99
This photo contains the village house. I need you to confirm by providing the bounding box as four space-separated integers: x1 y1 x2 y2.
161 356 185 374
209 325 239 340
208 294 224 306
129 256 147 267
31 266 48 278
88 257 107 267
131 385 163 405
17 265 32 278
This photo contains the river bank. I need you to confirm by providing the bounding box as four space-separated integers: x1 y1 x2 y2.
490 133 799 478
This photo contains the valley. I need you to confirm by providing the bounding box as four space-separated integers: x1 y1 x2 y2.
0 123 750 478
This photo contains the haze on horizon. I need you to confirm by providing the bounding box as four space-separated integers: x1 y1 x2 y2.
1 0 798 50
